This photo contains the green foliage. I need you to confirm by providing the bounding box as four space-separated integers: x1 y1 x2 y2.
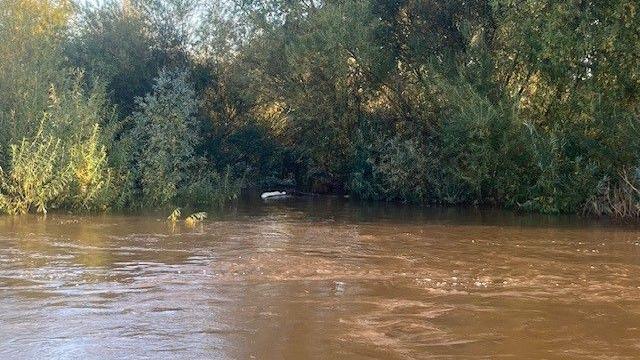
439 83 515 204
517 123 598 213
0 0 118 215
127 69 200 206
584 170 640 218
1 0 639 217
67 124 114 211
225 0 640 216
0 130 70 214
117 69 241 209
166 208 208 226
0 76 115 215
0 0 71 156
178 166 243 208
348 131 431 203
65 0 196 115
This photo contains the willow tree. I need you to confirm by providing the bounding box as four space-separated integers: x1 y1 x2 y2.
128 69 200 206
0 0 72 149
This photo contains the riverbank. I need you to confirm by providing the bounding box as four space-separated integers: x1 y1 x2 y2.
3 0 639 221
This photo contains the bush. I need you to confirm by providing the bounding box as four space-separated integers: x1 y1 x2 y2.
177 166 243 208
583 171 640 218
514 123 600 213
127 69 200 206
0 0 71 158
438 82 517 205
67 124 113 211
0 74 115 214
348 125 431 203
125 68 242 209
0 130 70 214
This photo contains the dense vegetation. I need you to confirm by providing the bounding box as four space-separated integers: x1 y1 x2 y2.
0 0 638 217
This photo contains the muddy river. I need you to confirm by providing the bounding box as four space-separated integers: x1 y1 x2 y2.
1 198 639 359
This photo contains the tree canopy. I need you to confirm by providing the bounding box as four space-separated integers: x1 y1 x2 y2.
0 0 638 216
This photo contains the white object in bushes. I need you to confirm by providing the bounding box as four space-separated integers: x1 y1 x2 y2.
261 191 288 200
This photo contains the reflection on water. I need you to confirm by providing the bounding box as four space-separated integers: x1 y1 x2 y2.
1 198 640 359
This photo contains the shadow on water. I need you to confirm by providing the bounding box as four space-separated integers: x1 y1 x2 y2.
232 193 639 230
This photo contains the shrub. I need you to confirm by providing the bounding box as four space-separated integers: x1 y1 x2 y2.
439 83 509 204
178 166 242 208
0 0 71 161
67 124 113 211
0 129 70 214
348 127 431 203
0 74 115 214
517 122 600 214
128 69 200 206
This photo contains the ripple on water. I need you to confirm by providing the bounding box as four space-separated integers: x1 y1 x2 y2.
1 209 640 359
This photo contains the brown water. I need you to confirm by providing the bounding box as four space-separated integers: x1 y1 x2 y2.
1 199 640 359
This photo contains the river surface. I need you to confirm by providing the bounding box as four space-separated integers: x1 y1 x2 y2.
1 198 640 359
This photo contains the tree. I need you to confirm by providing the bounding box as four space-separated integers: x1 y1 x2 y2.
129 69 200 206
